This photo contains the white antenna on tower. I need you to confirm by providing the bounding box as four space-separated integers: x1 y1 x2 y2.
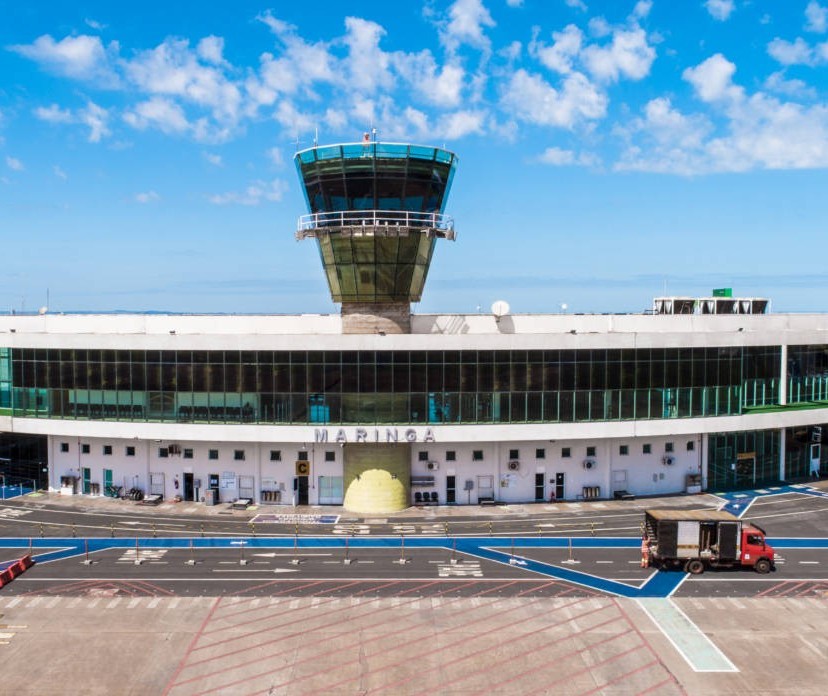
313 127 318 147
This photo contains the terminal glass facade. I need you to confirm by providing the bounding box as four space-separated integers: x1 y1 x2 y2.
707 429 780 490
787 345 828 404
5 345 782 425
295 143 457 214
0 347 11 412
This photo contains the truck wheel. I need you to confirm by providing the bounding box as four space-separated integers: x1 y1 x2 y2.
685 559 705 575
754 558 772 574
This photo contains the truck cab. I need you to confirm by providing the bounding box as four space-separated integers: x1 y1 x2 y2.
740 524 775 573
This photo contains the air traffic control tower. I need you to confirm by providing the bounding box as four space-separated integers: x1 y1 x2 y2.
294 137 457 334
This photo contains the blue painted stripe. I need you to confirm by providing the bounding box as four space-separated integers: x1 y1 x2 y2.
2 535 828 599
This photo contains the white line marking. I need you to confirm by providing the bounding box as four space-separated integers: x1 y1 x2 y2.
637 599 738 673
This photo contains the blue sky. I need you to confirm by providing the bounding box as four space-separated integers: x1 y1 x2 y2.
2 0 828 315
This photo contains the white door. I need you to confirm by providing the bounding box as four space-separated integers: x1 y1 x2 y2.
477 475 494 502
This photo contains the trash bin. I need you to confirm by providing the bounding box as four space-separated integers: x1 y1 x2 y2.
204 488 218 506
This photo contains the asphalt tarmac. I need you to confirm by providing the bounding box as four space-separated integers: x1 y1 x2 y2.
1 486 827 695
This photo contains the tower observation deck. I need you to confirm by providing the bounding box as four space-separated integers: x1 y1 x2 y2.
294 139 457 333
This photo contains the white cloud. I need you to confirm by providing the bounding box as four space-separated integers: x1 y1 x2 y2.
266 147 283 166
618 67 828 174
499 41 522 63
433 109 487 139
343 17 393 93
633 1 653 19
203 152 223 166
682 53 742 102
5 156 24 171
34 103 73 123
564 0 587 10
536 146 597 167
124 97 190 134
9 34 118 84
135 191 160 203
709 93 828 171
764 70 816 99
500 69 606 128
506 0 524 7
392 51 465 107
588 17 612 38
125 38 242 124
33 101 110 142
197 36 226 66
324 107 348 131
532 24 583 75
767 37 815 66
84 18 107 31
805 1 828 33
53 165 68 180
79 101 110 142
582 26 656 82
440 0 496 52
704 0 735 22
208 178 286 205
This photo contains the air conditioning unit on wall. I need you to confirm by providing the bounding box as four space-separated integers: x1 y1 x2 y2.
662 456 675 466
507 460 520 471
427 461 440 471
583 459 596 470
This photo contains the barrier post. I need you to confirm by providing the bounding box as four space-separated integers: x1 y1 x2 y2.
343 536 352 565
395 533 409 565
72 523 76 538
488 521 493 536
185 538 197 566
290 525 302 565
591 521 595 537
39 523 44 539
561 537 580 565
450 537 459 566
239 541 248 566
200 524 205 538
152 523 157 539
133 538 142 566
82 539 94 566
110 523 115 538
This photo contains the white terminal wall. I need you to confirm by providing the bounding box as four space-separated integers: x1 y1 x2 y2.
47 434 700 505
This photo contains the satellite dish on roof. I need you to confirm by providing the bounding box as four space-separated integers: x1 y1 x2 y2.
491 300 510 323
38 306 48 315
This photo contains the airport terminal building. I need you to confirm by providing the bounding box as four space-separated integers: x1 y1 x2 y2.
1 140 827 513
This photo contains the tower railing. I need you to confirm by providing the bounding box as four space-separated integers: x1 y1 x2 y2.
296 210 455 240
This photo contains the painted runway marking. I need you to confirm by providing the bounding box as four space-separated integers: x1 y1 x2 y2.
438 561 483 578
637 598 738 673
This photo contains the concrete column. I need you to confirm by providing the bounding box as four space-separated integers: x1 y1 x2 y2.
494 441 501 501
700 433 708 490
780 344 788 406
256 442 261 504
779 427 786 481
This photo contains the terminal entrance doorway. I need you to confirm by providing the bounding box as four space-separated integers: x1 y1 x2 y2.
294 476 309 505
